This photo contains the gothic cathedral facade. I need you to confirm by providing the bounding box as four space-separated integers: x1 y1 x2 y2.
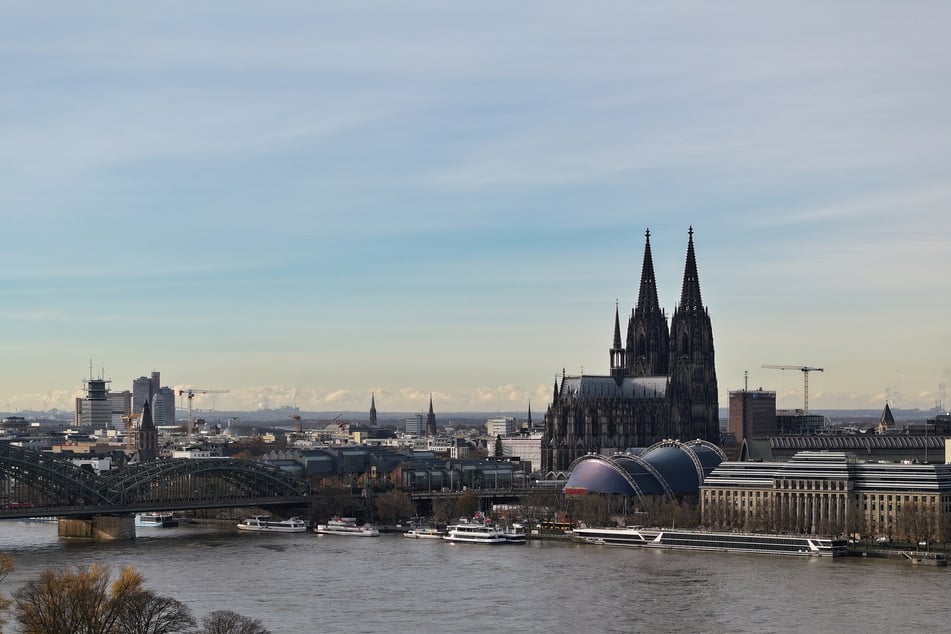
542 228 719 474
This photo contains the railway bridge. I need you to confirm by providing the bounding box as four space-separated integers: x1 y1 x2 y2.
0 443 309 538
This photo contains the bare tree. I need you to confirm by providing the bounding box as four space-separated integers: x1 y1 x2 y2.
374 490 415 524
115 591 195 633
199 610 271 634
0 553 14 632
11 564 210 634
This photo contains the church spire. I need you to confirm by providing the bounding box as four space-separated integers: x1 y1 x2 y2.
613 300 623 350
678 226 704 313
610 301 625 382
636 229 662 315
425 394 437 436
369 392 377 426
626 229 670 377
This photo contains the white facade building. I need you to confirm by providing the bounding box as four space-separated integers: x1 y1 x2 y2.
486 417 516 437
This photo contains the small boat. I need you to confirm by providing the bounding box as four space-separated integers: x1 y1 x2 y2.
443 520 507 544
237 515 308 533
501 529 527 544
403 527 445 539
135 512 179 528
315 517 380 537
906 552 947 566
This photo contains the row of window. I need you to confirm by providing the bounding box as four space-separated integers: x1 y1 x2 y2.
776 479 847 491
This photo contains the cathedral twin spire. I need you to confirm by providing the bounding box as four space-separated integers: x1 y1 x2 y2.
616 227 708 378
677 226 705 314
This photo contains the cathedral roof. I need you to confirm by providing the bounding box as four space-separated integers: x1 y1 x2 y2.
559 375 668 400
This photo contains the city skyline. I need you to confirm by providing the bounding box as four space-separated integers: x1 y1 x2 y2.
2 3 949 415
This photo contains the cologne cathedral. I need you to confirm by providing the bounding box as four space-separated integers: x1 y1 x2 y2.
542 228 720 474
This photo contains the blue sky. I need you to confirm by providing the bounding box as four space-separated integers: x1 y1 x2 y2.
1 2 949 415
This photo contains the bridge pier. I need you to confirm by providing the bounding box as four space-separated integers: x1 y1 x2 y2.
58 515 135 540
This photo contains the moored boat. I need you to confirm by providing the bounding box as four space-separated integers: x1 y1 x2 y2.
443 520 507 544
501 529 527 544
135 512 179 528
568 526 654 547
403 527 445 539
237 515 308 533
315 517 380 537
645 529 848 557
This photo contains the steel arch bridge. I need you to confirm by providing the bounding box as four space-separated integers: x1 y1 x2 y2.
0 444 309 518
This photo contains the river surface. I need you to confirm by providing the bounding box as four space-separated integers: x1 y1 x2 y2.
0 520 947 633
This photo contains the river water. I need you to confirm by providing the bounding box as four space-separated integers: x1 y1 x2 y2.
0 520 947 633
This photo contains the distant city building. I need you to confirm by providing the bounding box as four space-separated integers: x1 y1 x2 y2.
76 377 112 427
108 390 131 431
499 432 543 473
132 376 152 416
131 371 176 428
153 387 176 427
369 393 378 426
405 414 425 436
486 417 516 437
739 435 947 464
776 410 825 435
543 229 720 474
728 389 776 444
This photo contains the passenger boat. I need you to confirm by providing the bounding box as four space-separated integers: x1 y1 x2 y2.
442 520 508 544
403 527 445 539
568 526 655 547
315 517 380 537
135 512 179 528
645 529 848 557
237 515 308 533
501 529 527 544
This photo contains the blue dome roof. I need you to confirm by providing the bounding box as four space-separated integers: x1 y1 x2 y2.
563 439 725 502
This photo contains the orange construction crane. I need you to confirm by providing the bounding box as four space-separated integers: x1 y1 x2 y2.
761 365 824 414
178 388 230 430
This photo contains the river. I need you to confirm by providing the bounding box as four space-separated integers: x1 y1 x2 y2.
0 520 947 633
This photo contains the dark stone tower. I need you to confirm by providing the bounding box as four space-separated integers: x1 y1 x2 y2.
668 227 719 442
369 393 377 427
626 229 670 378
425 395 437 437
137 399 159 461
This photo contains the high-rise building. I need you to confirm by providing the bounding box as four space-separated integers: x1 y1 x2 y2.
729 389 777 444
132 375 153 416
542 228 720 474
76 377 112 427
153 387 177 427
405 414 425 436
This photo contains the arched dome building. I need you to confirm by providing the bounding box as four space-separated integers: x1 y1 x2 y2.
562 439 726 504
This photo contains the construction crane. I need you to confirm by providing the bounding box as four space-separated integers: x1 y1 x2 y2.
178 388 230 431
761 365 824 414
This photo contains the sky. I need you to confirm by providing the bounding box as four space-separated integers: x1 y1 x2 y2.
1 2 949 416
